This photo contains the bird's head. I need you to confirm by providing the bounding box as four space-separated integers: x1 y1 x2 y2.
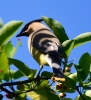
16 19 45 37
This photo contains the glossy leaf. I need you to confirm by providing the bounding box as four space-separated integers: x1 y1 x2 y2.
41 71 53 78
67 62 73 68
66 87 75 93
4 40 22 58
62 40 74 58
4 41 16 58
59 76 76 88
0 51 9 79
68 73 78 83
14 92 26 100
8 58 36 78
42 16 69 43
74 32 91 48
79 53 91 80
75 94 91 100
0 21 23 46
74 64 86 81
13 70 24 79
27 87 60 100
0 18 3 28
52 26 68 43
3 70 15 81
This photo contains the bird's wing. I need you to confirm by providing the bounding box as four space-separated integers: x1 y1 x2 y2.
29 29 63 58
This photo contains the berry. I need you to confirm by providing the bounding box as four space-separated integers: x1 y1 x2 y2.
59 93 66 98
65 67 71 72
6 93 13 99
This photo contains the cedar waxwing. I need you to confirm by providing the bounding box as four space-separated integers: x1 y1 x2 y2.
16 19 65 81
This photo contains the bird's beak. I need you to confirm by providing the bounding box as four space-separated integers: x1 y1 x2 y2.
16 33 21 37
16 32 28 37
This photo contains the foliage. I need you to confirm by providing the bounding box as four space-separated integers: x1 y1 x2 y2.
0 17 91 100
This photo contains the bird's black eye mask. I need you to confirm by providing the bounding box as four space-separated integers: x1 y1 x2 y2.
21 19 43 33
16 19 43 37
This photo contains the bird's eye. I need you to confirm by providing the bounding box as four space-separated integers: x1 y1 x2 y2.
25 25 28 30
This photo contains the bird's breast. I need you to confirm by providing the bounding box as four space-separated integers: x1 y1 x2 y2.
28 38 47 65
30 46 48 65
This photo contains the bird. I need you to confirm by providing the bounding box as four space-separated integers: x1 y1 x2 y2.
16 19 65 82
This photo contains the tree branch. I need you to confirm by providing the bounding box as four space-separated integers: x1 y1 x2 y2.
0 86 21 100
0 77 49 87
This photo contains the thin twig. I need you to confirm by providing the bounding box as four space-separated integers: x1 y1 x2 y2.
37 65 43 77
76 86 86 100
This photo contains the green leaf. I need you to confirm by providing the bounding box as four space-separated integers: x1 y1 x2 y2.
62 40 74 58
64 76 76 88
66 87 75 93
13 70 24 79
0 51 9 79
60 76 76 88
74 64 86 81
77 53 91 80
3 70 15 81
14 92 26 100
75 94 91 100
67 62 73 68
41 71 53 78
4 41 16 58
0 18 3 28
52 26 68 43
68 73 78 83
8 58 36 78
0 21 23 46
74 32 91 48
64 72 71 76
27 87 60 100
41 16 69 43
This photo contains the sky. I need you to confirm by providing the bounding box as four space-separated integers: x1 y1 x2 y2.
0 0 91 100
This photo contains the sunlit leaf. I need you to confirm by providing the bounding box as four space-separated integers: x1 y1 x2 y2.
68 73 78 83
3 70 15 81
0 18 3 28
79 53 91 80
4 41 16 58
0 21 23 46
27 87 60 100
42 16 69 43
52 26 69 43
41 71 53 78
74 32 91 48
60 76 76 88
8 58 36 78
13 70 24 79
75 94 91 100
14 92 26 100
0 51 9 79
62 40 74 58
74 64 86 81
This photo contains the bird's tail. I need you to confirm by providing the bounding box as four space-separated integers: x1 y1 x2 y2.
45 54 64 78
